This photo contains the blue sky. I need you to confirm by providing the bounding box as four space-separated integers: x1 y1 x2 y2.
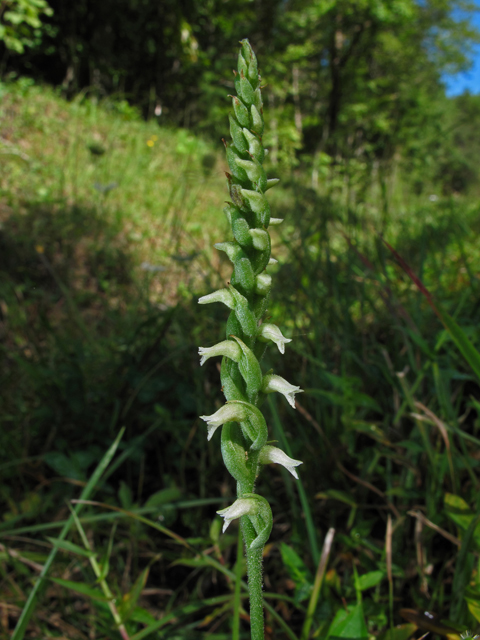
443 1 480 95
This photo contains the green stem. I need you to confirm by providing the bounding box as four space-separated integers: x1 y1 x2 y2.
241 517 265 640
232 526 243 640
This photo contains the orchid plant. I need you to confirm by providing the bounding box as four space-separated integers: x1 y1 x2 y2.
198 39 303 640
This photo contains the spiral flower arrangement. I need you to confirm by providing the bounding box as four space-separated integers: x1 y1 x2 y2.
198 39 303 639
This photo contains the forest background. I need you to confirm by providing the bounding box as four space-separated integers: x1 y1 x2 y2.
3 1 480 639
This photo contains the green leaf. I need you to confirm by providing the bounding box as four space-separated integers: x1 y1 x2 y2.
466 597 480 623
280 543 313 603
315 489 357 508
327 603 368 640
378 623 417 640
382 239 480 382
118 567 150 622
50 577 109 602
444 493 480 546
12 428 125 640
46 537 94 558
356 570 384 590
144 487 182 509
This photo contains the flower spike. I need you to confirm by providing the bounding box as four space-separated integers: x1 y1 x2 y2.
198 39 302 638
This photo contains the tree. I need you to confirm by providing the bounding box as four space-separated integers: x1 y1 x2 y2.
0 0 52 54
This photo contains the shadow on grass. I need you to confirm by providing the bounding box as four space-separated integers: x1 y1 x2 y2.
0 198 222 522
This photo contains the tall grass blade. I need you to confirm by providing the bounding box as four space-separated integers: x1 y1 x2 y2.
382 239 480 382
301 527 335 640
11 427 125 640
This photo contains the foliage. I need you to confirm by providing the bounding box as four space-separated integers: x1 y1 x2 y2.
2 15 480 640
0 0 52 54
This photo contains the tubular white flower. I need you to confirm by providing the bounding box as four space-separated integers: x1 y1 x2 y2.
200 402 248 441
198 288 234 309
198 340 242 366
217 497 259 532
257 323 292 354
259 446 303 479
269 218 283 225
268 257 278 265
261 374 303 408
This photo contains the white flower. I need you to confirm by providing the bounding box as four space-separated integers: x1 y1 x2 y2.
198 340 242 366
269 217 283 225
257 323 291 354
261 374 303 408
200 403 246 440
217 498 259 532
259 446 303 479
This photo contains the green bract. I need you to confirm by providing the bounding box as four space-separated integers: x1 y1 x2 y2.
198 39 303 640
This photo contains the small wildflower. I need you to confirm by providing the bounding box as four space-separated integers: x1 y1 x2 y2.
259 446 303 479
261 374 303 408
217 497 259 532
257 323 292 354
198 340 242 366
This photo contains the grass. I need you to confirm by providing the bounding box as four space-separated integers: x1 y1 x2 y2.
1 77 480 639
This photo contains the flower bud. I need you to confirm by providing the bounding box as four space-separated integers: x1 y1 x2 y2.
251 104 264 135
231 96 250 128
255 273 271 295
242 128 264 163
239 75 255 105
237 52 248 77
233 217 253 248
229 114 248 154
241 189 270 226
249 228 269 250
269 217 283 225
235 157 267 192
226 144 249 182
265 178 280 191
